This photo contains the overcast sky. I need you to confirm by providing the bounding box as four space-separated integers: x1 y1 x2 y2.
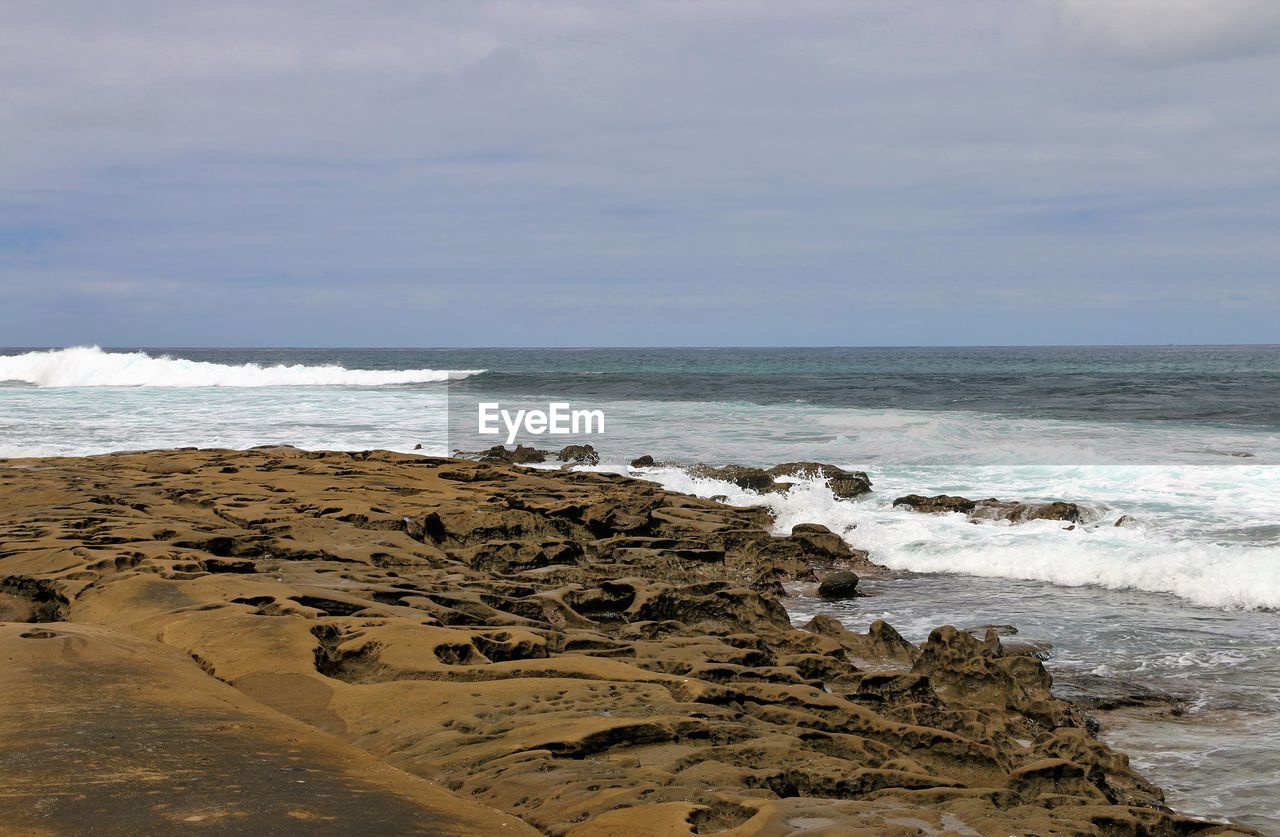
2 0 1277 346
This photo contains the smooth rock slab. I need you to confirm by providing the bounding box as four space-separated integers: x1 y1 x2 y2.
0 622 534 837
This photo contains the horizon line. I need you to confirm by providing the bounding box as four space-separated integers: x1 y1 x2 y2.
3 343 1279 352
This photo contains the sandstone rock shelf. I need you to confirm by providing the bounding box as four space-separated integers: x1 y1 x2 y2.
0 448 1253 835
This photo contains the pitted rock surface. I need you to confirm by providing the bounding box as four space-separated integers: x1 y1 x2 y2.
0 448 1251 836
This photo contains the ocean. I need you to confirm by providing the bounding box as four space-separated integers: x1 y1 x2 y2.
2 345 1278 830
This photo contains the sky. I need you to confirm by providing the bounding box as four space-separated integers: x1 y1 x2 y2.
1 0 1278 347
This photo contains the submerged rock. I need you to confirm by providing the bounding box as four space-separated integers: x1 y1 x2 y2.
1052 671 1187 712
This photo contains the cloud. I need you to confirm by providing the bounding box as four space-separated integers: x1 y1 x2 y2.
1038 0 1280 64
0 1 1277 345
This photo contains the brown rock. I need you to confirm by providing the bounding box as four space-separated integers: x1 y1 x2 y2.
455 444 549 465
805 615 921 668
892 494 978 514
785 523 874 569
816 570 860 599
683 461 872 501
0 447 1221 836
894 494 1084 523
768 461 873 499
685 463 778 493
557 444 600 465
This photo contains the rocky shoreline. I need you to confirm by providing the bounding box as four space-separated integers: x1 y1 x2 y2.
0 447 1255 835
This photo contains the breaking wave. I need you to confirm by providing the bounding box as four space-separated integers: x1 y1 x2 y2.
0 347 483 388
642 466 1280 611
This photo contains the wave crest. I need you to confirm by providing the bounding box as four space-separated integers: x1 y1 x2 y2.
0 347 483 388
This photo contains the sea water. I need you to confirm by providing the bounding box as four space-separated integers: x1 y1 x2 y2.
2 345 1278 830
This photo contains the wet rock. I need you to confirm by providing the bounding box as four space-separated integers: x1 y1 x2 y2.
1052 672 1187 712
504 444 550 465
894 494 1084 523
816 570 860 599
686 464 778 493
967 624 1019 637
786 523 868 566
557 444 600 466
973 500 1083 523
456 444 549 465
767 462 872 499
964 625 1053 659
893 494 977 514
1001 638 1055 659
684 461 872 500
630 454 655 468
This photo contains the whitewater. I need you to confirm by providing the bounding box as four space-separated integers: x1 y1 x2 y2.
643 466 1280 612
0 346 482 387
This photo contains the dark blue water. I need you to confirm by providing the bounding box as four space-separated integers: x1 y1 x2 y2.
25 344 1274 425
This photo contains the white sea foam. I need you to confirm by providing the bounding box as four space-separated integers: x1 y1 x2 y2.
0 347 483 388
642 466 1280 611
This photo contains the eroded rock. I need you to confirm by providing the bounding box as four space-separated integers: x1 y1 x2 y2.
805 615 920 668
0 447 1231 836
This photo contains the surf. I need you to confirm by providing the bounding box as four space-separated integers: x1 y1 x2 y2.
0 347 483 388
645 465 1280 611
